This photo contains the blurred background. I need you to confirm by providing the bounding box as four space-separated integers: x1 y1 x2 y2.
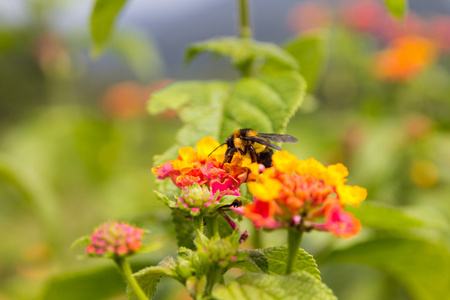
1 0 450 299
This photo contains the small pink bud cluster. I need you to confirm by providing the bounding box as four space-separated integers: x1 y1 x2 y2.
86 221 144 258
176 184 219 217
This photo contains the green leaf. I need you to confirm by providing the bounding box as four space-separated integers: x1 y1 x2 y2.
185 37 298 71
154 190 176 208
171 209 196 250
384 0 408 19
148 71 306 152
39 265 126 300
213 271 336 300
345 202 424 230
148 81 228 148
90 0 128 55
213 281 274 300
127 257 175 300
285 32 327 92
71 235 91 250
39 260 162 300
323 237 450 300
233 246 320 280
232 249 269 273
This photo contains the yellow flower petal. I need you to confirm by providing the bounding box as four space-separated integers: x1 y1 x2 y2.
248 179 282 201
230 152 252 167
272 150 298 174
324 163 348 186
171 159 192 171
178 147 197 161
336 185 367 205
296 158 327 179
248 162 261 177
196 137 223 161
261 166 276 181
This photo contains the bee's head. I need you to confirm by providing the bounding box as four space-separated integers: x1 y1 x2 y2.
226 135 235 148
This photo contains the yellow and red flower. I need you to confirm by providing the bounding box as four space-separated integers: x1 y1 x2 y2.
240 151 366 238
152 137 252 200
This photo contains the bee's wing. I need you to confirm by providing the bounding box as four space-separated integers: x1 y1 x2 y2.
258 133 298 143
241 136 282 150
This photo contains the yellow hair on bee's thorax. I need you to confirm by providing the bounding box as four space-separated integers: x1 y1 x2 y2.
253 142 266 153
234 138 243 150
246 129 258 137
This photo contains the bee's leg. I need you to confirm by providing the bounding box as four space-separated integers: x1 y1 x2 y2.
243 146 258 182
223 147 237 165
244 170 250 182
248 146 258 163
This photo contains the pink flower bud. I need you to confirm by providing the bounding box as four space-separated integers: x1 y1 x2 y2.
86 221 144 258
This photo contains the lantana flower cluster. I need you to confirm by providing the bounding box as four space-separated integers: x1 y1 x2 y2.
152 137 251 215
86 221 144 258
240 151 367 238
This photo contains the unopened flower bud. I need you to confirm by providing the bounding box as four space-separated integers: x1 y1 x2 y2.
176 184 218 217
176 260 194 279
199 238 237 268
239 231 249 243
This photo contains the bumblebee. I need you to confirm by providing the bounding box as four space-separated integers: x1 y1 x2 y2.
222 128 298 168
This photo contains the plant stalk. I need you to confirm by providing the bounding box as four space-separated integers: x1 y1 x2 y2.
285 229 303 275
193 216 204 240
238 0 252 39
252 225 262 249
205 265 222 297
115 257 148 300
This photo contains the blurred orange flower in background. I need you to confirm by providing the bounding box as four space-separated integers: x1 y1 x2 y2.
374 36 437 81
101 79 172 119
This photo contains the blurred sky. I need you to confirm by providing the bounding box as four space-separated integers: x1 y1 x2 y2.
1 0 450 77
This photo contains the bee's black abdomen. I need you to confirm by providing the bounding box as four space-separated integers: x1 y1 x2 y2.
258 148 274 168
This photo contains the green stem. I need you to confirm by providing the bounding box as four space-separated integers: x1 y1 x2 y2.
237 0 253 77
212 216 219 236
238 0 252 39
114 257 148 300
193 216 204 240
205 266 223 297
285 229 303 275
252 225 262 249
205 216 220 238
